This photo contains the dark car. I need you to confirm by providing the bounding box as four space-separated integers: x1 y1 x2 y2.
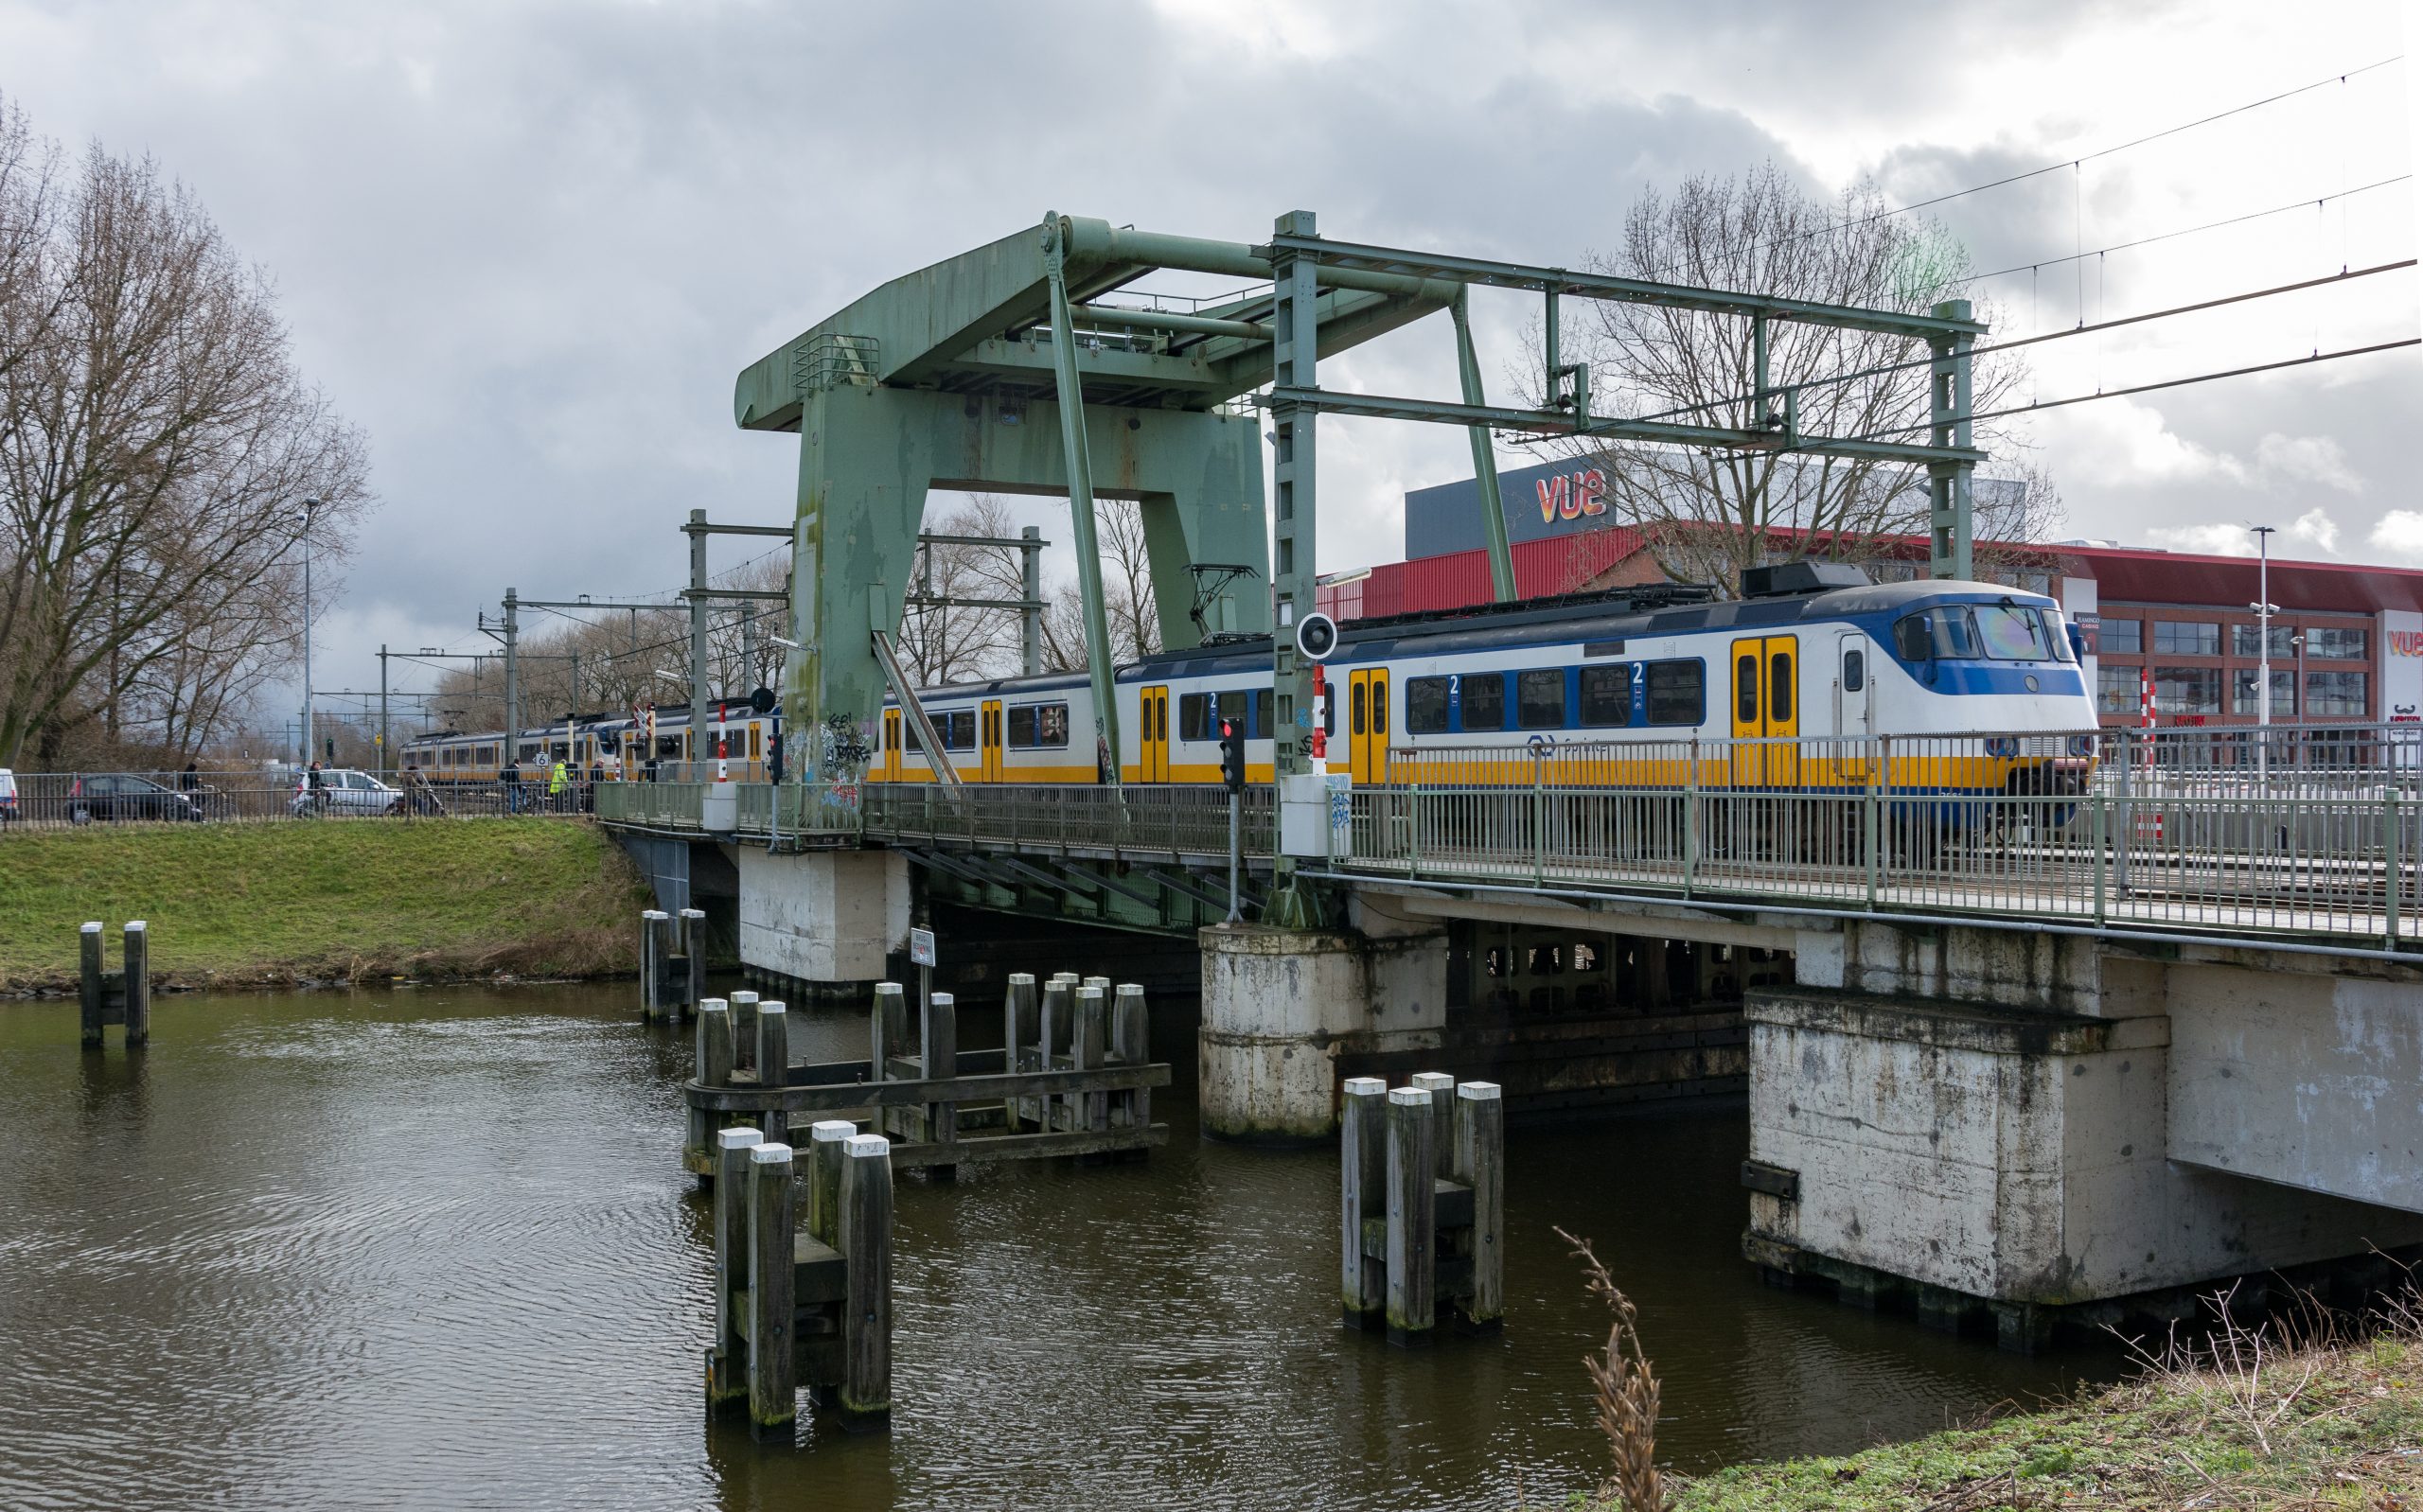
71 773 203 823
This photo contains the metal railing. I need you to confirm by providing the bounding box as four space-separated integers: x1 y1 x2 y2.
863 782 1271 858
1344 727 2419 947
0 771 608 831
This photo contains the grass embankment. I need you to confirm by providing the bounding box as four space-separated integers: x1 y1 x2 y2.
0 819 651 991
1668 1302 2422 1511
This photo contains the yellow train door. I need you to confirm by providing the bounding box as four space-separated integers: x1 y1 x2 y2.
1729 636 1800 786
1349 667 1391 784
979 699 1005 783
1137 685 1169 782
882 709 903 782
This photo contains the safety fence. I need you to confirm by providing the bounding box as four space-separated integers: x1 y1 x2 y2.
0 771 610 831
862 782 1270 858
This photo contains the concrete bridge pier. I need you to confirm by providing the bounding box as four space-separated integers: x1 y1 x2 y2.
1745 920 2423 1347
1198 905 1450 1142
734 850 911 1004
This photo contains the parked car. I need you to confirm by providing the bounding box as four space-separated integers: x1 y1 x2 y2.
70 773 203 823
290 768 406 818
0 767 15 825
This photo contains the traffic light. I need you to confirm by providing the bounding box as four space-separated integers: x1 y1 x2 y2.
1218 719 1246 793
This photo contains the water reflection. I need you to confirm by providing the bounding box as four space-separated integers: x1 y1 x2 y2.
0 986 2116 1511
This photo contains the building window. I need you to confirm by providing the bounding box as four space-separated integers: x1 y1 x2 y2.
2231 670 2294 717
2232 624 2295 659
2151 621 2220 656
2100 619 2142 655
2305 670 2368 717
2153 666 2222 714
2305 626 2366 659
2096 665 2139 714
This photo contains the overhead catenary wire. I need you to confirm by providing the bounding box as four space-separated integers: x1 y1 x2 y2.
1965 174 2412 285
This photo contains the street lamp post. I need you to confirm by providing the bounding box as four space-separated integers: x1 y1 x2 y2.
2250 524 2276 789
300 497 323 767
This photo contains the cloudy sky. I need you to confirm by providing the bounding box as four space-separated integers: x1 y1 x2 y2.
1 0 2416 720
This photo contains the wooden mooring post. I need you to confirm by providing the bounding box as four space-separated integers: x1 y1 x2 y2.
1341 1073 1504 1345
78 921 150 1050
640 907 707 1023
683 968 1171 1178
705 1131 894 1439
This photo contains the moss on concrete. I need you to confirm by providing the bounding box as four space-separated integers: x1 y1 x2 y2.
0 818 651 990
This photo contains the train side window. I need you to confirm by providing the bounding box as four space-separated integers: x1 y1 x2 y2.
1517 669 1566 729
943 712 975 749
1036 703 1069 747
1736 655 1760 722
1843 649 1866 693
1216 690 1249 731
1255 688 1273 739
1893 616 1932 660
1405 677 1451 734
1769 652 1794 722
1645 660 1704 726
1179 694 1208 742
1460 673 1505 731
1008 705 1036 747
1579 664 1630 726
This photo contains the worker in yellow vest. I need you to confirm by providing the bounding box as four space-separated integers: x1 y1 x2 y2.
548 756 569 811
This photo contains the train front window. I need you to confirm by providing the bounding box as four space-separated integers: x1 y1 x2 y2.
1894 607 1981 660
2038 608 2076 661
1974 605 2052 660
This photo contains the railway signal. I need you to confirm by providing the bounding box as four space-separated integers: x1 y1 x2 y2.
1219 719 1247 794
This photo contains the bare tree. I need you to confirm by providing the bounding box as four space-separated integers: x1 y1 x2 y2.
0 96 371 767
1540 164 2057 593
1038 496 1159 671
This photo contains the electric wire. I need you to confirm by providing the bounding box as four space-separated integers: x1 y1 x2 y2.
1965 174 2412 285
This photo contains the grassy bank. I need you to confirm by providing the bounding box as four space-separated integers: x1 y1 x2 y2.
0 819 652 990
1664 1296 2422 1511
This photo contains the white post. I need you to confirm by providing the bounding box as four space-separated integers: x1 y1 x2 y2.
2253 523 2275 792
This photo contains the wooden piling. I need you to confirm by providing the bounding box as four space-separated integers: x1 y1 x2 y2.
1340 1076 1389 1327
1412 1071 1457 1178
839 1133 893 1430
923 991 958 1152
806 1119 854 1249
756 1002 789 1146
1452 1081 1505 1331
1386 1084 1438 1345
746 1141 798 1436
640 909 670 1018
79 922 104 1048
1074 985 1108 1134
121 922 149 1047
871 981 905 1140
729 991 761 1080
1003 973 1037 1132
1112 983 1149 1131
689 998 734 1170
706 1126 763 1410
679 907 707 1020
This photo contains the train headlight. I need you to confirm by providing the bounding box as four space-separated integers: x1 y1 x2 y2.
1984 737 2018 758
2067 735 2096 758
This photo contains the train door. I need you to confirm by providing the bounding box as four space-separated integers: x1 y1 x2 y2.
1729 636 1800 786
1835 634 1871 786
979 699 1005 783
1137 685 1170 782
882 709 903 782
1348 667 1391 784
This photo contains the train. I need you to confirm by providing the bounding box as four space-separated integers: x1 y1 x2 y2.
399 702 775 783
871 563 2100 797
405 563 2100 803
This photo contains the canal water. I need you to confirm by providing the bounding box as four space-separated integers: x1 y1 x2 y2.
0 987 2118 1510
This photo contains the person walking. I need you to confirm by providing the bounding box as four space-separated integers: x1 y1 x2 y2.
502 753 522 814
179 761 200 793
548 755 569 813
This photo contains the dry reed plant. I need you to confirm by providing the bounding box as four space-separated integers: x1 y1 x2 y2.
1556 1225 1668 1512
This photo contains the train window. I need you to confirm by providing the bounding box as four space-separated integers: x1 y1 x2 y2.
1579 665 1631 726
1216 690 1249 732
1460 673 1505 731
1974 605 2051 660
1517 669 1566 730
1405 677 1451 734
1006 702 1070 748
1179 694 1209 742
1769 653 1794 722
1736 655 1759 722
1843 650 1866 693
2040 610 2077 662
1351 681 1367 736
1009 705 1035 747
1254 689 1272 739
1371 678 1388 735
1645 660 1704 726
943 712 976 749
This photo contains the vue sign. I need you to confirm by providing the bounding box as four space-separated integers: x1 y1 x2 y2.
1535 467 1609 524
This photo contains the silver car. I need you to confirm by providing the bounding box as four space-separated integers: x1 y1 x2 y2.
291 768 404 817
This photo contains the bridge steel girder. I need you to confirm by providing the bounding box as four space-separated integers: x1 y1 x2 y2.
777 384 1265 777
